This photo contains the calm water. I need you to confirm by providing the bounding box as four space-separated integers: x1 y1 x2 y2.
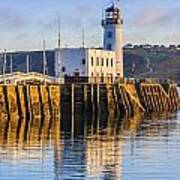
0 89 179 180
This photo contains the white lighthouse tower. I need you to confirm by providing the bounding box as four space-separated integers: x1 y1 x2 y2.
102 2 124 77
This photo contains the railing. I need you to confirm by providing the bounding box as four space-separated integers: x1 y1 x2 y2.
119 78 176 85
0 73 177 85
0 72 64 85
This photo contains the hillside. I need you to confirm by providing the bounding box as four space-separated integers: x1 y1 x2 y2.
124 48 180 82
0 51 55 76
0 48 179 83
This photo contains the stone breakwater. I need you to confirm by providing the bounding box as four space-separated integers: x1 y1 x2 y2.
0 83 179 120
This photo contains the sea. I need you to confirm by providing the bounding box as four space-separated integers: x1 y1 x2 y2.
0 88 179 180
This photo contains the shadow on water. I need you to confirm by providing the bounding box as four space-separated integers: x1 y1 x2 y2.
0 109 179 179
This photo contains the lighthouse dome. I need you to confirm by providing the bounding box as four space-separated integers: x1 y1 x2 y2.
105 3 120 13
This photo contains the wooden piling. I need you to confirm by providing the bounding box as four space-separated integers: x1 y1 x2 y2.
83 84 88 112
71 83 75 138
97 84 100 115
29 85 41 118
6 85 19 119
0 85 7 118
40 85 51 117
3 86 10 120
24 85 32 120
0 82 178 121
49 85 61 117
16 85 26 118
91 84 95 114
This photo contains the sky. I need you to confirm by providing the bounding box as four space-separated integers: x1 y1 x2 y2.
0 0 180 51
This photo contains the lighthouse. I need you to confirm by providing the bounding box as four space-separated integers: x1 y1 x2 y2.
54 2 123 83
102 2 124 77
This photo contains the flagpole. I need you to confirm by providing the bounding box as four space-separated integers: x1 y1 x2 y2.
43 40 47 76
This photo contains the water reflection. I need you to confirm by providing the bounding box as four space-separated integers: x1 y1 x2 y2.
0 110 179 179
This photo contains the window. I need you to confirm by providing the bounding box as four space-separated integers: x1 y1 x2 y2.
82 59 85 65
91 73 93 77
96 57 99 66
107 31 112 38
91 57 94 66
74 72 80 77
111 58 113 67
101 58 104 66
101 73 104 83
62 66 66 72
107 44 112 50
106 58 109 66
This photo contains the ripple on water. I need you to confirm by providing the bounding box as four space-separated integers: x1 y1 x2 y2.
0 110 180 180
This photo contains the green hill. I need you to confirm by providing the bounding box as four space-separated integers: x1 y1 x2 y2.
124 48 180 83
0 51 55 76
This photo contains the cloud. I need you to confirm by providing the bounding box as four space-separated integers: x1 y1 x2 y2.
38 18 58 30
134 6 180 27
38 2 99 33
13 32 29 40
0 7 26 30
135 8 164 26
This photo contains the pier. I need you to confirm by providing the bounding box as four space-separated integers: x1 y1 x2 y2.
0 81 179 121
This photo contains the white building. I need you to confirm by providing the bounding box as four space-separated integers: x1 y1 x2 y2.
54 3 124 83
102 3 124 77
55 48 116 82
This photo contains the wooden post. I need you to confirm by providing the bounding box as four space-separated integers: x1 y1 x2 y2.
47 86 53 117
49 85 60 117
0 85 7 118
59 85 61 126
155 86 160 112
10 86 20 118
151 86 156 112
146 86 152 112
84 84 88 112
20 85 30 142
141 85 148 112
71 83 75 139
97 84 100 115
113 84 118 116
153 86 159 112
40 85 51 117
90 84 95 135
150 86 156 112
120 87 128 117
3 86 10 120
16 86 23 118
106 84 112 131
91 84 94 114
96 84 101 134
38 85 44 118
157 86 163 112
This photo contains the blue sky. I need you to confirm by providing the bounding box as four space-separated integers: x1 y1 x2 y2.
0 0 180 51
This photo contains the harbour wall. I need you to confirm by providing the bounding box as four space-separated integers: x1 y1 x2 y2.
0 83 179 120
